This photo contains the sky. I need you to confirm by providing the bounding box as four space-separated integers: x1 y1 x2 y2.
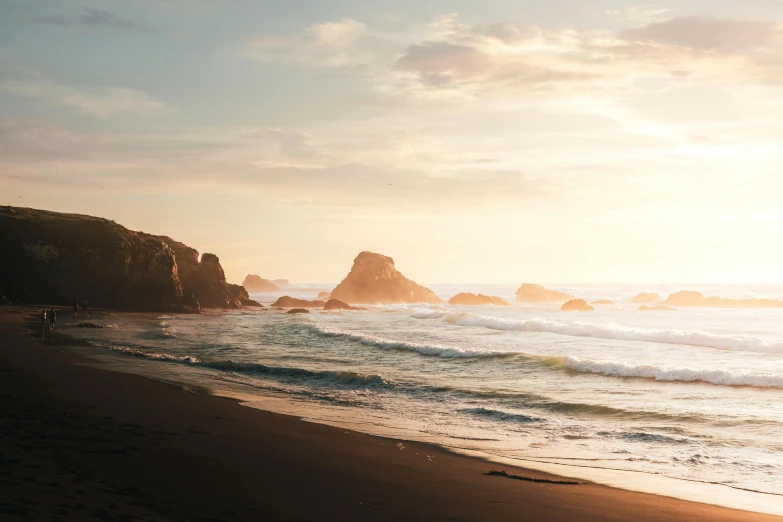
1 0 783 285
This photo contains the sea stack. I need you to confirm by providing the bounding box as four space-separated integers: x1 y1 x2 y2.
562 299 594 312
448 293 508 306
242 275 280 293
516 284 573 303
632 292 662 304
330 251 441 304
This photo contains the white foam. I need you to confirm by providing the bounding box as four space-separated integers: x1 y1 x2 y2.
563 357 783 388
411 310 447 319
308 325 512 358
442 313 783 354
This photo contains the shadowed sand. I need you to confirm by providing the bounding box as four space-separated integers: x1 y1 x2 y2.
0 307 780 521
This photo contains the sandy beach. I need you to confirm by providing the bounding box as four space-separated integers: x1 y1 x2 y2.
0 302 780 521
0 306 780 522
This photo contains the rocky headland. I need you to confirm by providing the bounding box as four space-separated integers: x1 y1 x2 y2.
330 252 440 304
0 206 258 312
242 275 280 293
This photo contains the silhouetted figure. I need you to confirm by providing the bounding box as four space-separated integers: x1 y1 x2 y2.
40 310 47 340
81 300 89 317
48 308 56 338
73 298 79 317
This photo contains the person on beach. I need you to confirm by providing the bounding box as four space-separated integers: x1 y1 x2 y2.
82 300 89 317
48 308 56 338
73 298 79 317
40 309 47 340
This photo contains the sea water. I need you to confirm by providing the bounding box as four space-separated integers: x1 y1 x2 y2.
64 284 783 514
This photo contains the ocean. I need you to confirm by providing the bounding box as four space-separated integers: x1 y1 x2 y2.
63 283 783 515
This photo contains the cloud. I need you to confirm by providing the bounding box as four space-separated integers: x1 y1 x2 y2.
36 7 154 33
0 69 167 117
619 16 777 51
248 18 370 68
378 14 783 101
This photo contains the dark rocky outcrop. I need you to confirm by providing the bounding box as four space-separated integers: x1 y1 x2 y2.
448 293 508 306
323 299 365 311
592 300 615 305
330 252 440 305
286 308 310 314
242 275 279 293
516 284 573 303
0 206 254 312
272 296 326 308
661 291 783 308
561 299 594 312
631 292 662 304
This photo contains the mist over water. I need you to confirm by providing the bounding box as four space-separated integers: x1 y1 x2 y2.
66 283 783 508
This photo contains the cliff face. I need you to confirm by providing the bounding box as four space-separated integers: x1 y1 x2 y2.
330 252 441 304
0 207 254 311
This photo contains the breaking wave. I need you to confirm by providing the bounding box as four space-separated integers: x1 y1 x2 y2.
108 345 390 388
562 357 783 388
442 313 783 354
459 407 543 423
308 325 514 358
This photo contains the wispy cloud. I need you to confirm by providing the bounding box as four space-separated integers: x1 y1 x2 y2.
0 69 167 117
36 7 155 33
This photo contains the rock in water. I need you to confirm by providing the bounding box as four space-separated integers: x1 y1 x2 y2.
286 308 310 314
631 292 662 304
0 206 252 312
330 252 440 304
272 296 326 308
661 291 783 308
323 299 364 311
242 275 280 293
561 299 594 312
448 293 509 306
516 284 573 303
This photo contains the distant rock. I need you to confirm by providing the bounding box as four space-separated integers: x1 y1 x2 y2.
75 322 103 328
661 290 783 308
286 308 309 314
317 291 332 300
330 252 441 304
448 293 509 306
591 300 615 305
631 292 662 304
638 305 676 311
561 299 594 312
516 284 574 303
242 275 280 293
323 299 365 311
272 296 326 308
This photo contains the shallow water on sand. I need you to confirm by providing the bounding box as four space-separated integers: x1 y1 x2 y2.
64 283 783 514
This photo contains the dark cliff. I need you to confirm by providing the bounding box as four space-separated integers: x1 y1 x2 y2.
0 206 257 312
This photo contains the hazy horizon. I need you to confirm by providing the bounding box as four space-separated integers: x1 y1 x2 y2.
3 1 783 284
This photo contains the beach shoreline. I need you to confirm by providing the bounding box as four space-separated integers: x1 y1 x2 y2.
1 305 780 521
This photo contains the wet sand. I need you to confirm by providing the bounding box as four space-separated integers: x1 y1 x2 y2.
0 306 780 521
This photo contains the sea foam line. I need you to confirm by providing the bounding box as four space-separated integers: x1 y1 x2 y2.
308 325 514 358
440 313 783 354
562 357 783 388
